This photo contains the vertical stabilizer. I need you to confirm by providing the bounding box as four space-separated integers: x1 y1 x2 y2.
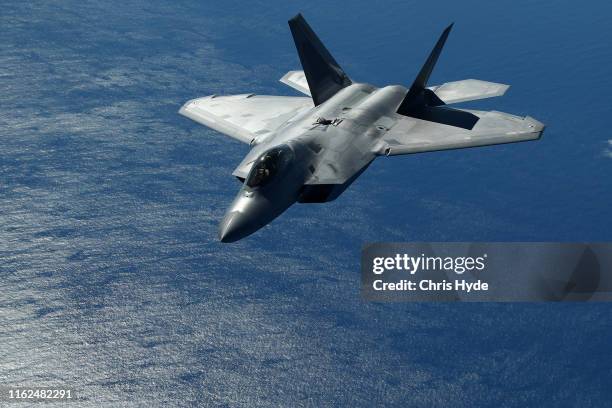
397 24 479 130
403 23 453 105
288 14 352 106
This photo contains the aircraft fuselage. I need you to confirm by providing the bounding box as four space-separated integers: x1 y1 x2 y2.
218 84 407 242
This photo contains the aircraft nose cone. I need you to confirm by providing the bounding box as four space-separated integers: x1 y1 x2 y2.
218 211 249 243
218 186 298 243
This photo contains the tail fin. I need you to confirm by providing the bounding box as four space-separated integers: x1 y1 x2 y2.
402 23 453 107
288 14 352 106
397 23 479 130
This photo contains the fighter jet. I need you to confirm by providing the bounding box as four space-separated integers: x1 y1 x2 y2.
179 14 545 242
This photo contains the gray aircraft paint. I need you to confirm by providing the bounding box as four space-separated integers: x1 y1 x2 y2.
179 15 545 242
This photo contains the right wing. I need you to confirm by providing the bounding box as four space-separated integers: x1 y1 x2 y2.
179 94 313 144
428 79 509 104
379 109 545 156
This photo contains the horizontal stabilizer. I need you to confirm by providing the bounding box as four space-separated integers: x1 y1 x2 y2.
428 79 509 104
280 70 311 96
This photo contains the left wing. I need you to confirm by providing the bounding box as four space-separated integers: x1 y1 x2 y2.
179 94 313 144
378 109 545 156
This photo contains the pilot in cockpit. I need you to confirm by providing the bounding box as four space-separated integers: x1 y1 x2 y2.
245 145 294 188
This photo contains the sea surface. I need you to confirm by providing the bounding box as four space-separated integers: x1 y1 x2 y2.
1 0 611 406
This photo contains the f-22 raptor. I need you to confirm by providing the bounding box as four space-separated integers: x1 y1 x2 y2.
179 14 545 242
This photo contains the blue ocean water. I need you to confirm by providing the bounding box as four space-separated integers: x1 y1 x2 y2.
1 0 611 406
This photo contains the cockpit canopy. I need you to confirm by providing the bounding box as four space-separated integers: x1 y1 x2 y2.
245 145 294 188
